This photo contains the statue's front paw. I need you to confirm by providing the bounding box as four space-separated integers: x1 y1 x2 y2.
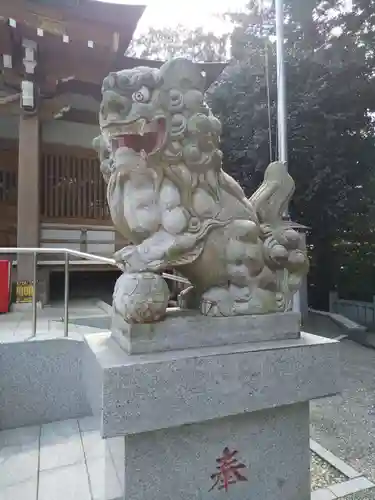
114 245 166 273
114 246 148 273
114 245 135 261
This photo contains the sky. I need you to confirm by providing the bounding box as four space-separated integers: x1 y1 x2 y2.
96 0 248 32
95 0 355 31
96 0 354 36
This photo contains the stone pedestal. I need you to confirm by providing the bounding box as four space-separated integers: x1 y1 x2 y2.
83 310 340 500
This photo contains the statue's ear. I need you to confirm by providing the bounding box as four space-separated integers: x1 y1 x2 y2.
159 58 206 92
92 136 102 153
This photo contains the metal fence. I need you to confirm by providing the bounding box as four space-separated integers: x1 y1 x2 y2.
329 291 375 327
0 247 190 338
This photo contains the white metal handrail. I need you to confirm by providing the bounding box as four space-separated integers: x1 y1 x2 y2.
0 247 190 338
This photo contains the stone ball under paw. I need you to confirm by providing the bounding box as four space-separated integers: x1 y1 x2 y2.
113 272 169 323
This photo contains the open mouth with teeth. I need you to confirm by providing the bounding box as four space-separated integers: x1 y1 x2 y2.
108 118 166 156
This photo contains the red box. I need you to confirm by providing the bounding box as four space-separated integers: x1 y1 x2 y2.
0 260 11 313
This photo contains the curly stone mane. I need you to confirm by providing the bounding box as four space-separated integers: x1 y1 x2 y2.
94 59 256 221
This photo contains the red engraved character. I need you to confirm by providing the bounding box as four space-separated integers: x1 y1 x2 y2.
209 447 248 492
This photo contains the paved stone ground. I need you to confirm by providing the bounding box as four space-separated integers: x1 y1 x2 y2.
0 417 112 500
310 338 375 499
0 299 110 342
1 302 373 499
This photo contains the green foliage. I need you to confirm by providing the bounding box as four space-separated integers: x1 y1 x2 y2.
210 0 375 308
129 2 375 308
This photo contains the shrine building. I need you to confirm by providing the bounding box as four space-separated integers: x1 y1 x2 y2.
0 0 225 302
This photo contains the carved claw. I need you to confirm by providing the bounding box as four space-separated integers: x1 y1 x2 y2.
114 245 135 262
114 245 165 273
113 246 148 273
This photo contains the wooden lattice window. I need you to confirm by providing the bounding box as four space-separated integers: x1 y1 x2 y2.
40 146 110 222
0 168 17 203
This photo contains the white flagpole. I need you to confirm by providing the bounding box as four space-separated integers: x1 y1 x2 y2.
259 0 301 313
274 0 301 313
275 0 288 164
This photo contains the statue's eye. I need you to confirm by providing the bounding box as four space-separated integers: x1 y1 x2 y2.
132 86 151 103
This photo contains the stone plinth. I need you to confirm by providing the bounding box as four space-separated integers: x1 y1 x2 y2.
111 307 301 354
84 314 340 500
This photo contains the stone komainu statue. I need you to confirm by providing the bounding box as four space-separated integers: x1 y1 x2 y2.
93 58 308 322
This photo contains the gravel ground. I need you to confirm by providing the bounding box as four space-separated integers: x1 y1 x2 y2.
310 339 375 484
311 451 347 491
341 490 375 499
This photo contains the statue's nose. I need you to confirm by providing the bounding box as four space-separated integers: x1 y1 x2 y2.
101 91 132 120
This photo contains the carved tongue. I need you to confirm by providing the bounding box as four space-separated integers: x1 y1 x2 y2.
116 133 157 153
111 118 166 154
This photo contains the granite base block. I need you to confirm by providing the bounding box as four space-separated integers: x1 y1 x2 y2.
84 332 340 437
104 404 310 500
83 316 340 500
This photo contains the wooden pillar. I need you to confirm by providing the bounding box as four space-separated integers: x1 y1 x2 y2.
17 114 40 282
